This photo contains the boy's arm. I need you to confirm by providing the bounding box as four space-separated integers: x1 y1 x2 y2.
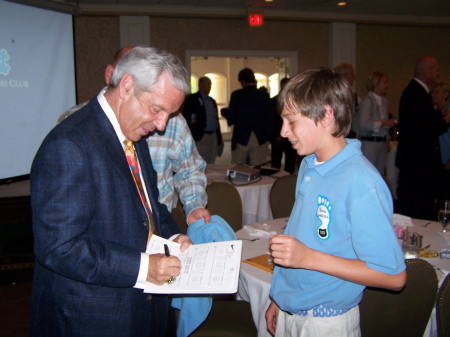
270 234 407 291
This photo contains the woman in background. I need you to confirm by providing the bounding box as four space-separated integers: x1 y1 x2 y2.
357 72 397 175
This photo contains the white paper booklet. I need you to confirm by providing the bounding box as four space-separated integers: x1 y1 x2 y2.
135 235 242 294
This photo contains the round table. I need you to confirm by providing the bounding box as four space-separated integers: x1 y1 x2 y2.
236 217 450 337
205 164 289 226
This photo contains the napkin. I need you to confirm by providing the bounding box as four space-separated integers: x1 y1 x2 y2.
243 223 277 236
392 213 413 227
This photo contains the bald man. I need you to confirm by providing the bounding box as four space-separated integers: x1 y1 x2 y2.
334 63 359 138
395 55 448 220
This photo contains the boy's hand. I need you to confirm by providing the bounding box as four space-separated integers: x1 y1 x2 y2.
265 299 279 335
270 234 310 268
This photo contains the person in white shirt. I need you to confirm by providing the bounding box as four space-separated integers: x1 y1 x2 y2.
357 72 397 175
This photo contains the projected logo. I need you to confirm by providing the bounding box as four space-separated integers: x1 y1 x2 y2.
0 49 12 76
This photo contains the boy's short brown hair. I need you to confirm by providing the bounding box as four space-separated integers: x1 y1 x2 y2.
279 68 353 137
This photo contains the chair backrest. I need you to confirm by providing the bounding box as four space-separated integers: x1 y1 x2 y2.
206 182 243 232
359 258 438 337
269 174 297 219
437 272 450 337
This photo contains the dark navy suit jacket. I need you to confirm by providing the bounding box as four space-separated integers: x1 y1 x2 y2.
396 79 446 170
30 97 180 336
223 85 272 150
395 79 448 219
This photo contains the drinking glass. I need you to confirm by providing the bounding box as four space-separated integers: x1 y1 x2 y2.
402 231 422 259
438 200 450 232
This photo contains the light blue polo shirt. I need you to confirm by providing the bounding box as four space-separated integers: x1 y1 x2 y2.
269 139 405 313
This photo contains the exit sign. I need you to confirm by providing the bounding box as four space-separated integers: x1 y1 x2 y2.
248 13 264 27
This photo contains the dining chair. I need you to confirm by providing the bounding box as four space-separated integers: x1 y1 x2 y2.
269 174 297 219
437 272 450 337
206 182 243 232
359 258 438 337
188 299 257 337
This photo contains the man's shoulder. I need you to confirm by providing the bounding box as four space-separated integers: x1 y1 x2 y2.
167 113 188 130
402 79 424 94
186 91 201 100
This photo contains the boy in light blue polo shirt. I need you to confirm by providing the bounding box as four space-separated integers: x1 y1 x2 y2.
266 68 406 337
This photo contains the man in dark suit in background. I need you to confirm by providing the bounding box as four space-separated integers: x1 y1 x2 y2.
222 68 272 166
30 46 192 336
183 76 223 164
396 55 448 220
271 77 297 173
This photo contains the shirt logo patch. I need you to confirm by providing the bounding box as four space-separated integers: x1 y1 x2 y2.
316 196 332 240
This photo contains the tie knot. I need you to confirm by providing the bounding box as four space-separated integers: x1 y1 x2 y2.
124 139 133 149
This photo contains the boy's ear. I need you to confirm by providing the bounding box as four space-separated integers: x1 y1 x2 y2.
321 105 335 128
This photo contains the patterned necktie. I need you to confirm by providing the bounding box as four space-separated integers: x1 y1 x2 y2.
124 139 157 236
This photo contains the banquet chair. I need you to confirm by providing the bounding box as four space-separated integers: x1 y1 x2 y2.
206 182 243 232
269 174 297 219
437 272 450 337
359 258 438 337
189 299 257 337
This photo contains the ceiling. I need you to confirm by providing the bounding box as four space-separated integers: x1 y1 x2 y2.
63 0 450 25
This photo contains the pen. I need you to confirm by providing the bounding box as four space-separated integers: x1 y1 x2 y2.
164 244 170 257
164 244 176 284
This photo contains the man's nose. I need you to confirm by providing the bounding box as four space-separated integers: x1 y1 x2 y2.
154 114 170 131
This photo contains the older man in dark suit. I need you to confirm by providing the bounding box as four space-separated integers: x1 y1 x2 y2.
396 55 448 220
30 46 191 336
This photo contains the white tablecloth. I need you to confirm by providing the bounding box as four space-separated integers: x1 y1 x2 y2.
236 218 450 337
206 164 288 226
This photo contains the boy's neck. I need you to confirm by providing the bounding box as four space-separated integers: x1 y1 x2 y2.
315 136 347 162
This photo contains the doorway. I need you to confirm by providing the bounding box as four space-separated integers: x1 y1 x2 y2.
186 50 298 133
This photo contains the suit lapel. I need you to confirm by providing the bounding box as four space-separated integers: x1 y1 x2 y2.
91 100 146 213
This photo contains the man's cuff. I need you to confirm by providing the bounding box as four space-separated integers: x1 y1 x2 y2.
135 253 149 285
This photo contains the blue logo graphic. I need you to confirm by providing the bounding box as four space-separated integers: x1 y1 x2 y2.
0 49 12 76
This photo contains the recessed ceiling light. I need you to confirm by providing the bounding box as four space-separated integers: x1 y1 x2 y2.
265 0 274 2
337 2 347 6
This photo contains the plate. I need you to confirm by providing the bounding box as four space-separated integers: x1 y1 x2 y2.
419 249 439 258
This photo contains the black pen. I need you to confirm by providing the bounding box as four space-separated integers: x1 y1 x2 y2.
164 244 170 257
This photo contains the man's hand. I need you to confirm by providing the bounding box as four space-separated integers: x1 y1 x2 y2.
266 300 280 335
146 254 181 285
187 208 211 225
173 234 192 252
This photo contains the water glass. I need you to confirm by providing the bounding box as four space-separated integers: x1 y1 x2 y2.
402 231 422 259
438 200 450 232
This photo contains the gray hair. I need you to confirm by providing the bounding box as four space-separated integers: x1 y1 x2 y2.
110 46 189 96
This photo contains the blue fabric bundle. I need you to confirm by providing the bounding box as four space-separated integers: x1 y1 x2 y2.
171 215 236 337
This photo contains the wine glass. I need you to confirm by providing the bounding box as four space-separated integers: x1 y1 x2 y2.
438 200 450 232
